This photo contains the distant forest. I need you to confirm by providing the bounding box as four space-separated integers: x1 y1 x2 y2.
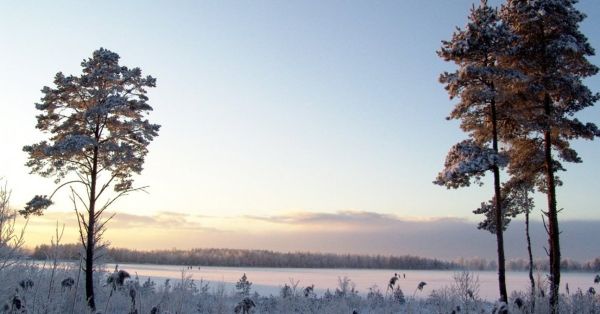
29 244 600 272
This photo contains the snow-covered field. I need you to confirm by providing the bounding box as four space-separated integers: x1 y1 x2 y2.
1 260 598 313
113 263 597 300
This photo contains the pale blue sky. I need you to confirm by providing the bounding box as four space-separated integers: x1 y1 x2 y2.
0 1 599 252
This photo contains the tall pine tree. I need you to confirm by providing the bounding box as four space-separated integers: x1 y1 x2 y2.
435 0 521 305
21 48 160 310
501 1 599 311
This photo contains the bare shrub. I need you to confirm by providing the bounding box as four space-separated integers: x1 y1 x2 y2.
0 179 27 272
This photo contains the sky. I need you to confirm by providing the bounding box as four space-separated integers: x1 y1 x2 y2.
0 0 599 260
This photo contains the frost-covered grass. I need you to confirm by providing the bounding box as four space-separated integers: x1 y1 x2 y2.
1 263 598 313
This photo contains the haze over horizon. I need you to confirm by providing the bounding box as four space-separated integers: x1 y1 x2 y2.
22 210 600 262
1 0 599 258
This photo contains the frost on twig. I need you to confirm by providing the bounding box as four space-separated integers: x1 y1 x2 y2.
0 179 27 271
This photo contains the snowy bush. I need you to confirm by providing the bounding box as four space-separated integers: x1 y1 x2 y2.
0 264 597 313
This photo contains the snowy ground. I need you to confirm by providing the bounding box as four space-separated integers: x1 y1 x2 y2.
107 262 597 300
1 261 598 313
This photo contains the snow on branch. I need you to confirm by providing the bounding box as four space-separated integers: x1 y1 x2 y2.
434 139 507 189
19 195 53 218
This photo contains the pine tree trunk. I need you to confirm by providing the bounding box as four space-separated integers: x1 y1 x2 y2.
85 145 99 311
491 97 508 306
525 202 535 312
492 165 508 305
85 202 96 310
543 93 560 314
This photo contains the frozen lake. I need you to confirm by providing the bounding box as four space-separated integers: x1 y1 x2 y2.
110 263 598 301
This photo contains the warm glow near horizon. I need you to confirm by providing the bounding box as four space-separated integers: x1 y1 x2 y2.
12 209 600 262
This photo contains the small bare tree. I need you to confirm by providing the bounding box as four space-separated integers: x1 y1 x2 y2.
0 179 27 272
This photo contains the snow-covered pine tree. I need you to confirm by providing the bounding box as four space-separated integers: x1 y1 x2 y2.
435 0 522 305
21 48 160 310
472 140 541 235
500 1 599 311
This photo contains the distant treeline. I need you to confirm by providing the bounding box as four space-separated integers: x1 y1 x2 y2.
29 244 600 272
453 256 600 272
30 244 454 270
